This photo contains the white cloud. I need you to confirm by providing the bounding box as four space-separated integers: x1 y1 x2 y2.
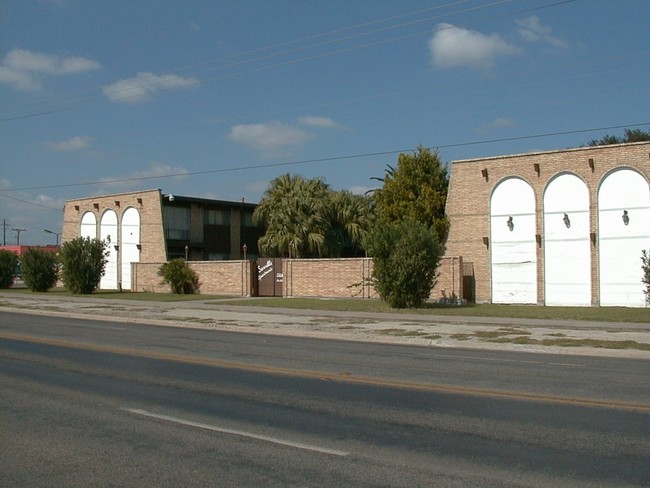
45 136 92 152
516 16 568 49
98 162 190 192
429 23 520 71
228 121 310 152
0 48 101 91
348 185 372 195
476 117 516 133
102 72 199 103
297 116 340 129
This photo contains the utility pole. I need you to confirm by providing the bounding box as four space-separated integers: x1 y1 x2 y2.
12 228 26 245
2 219 9 246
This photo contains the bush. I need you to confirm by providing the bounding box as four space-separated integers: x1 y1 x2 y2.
158 258 201 294
363 218 442 308
642 250 650 305
60 237 108 294
21 248 59 292
0 250 19 288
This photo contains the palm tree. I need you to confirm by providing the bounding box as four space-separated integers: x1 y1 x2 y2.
254 174 332 258
329 191 374 256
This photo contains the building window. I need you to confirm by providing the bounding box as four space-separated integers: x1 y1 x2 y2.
205 209 231 225
163 206 190 240
242 211 256 227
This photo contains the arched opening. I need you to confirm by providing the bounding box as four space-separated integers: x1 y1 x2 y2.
543 173 591 306
80 212 97 239
120 207 141 291
490 178 537 304
100 210 118 290
598 168 650 306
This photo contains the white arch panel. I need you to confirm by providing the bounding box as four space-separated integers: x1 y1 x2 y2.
543 174 591 306
490 178 537 304
598 169 650 307
80 212 97 239
120 207 141 291
100 210 118 290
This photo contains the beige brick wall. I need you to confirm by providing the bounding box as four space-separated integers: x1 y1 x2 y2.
132 256 463 302
62 189 167 263
133 260 253 295
444 142 650 303
283 258 377 298
430 256 464 302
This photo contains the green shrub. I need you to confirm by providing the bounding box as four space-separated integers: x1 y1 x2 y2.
158 258 201 294
363 218 442 308
60 237 108 294
0 250 19 288
642 250 650 305
21 248 59 292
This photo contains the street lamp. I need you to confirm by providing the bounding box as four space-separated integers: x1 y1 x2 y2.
43 229 61 246
242 243 247 260
184 244 189 261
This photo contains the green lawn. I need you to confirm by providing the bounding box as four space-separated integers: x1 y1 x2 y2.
212 297 650 323
3 288 649 323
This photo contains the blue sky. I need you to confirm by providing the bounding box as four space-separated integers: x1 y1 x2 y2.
1 0 648 245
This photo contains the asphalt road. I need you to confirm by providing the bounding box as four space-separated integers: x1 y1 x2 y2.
1 312 648 487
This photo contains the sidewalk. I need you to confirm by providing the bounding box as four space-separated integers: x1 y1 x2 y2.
1 291 649 359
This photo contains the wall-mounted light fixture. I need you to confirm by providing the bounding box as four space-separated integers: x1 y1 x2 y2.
114 244 119 251
506 216 514 231
533 163 540 176
136 244 142 250
74 205 80 211
622 210 630 225
588 158 595 172
114 200 120 207
137 198 143 205
93 203 99 210
481 168 489 181
590 232 597 246
482 236 489 247
563 213 571 228
536 234 542 247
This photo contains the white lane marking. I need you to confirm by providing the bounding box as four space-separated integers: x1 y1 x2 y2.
122 408 350 457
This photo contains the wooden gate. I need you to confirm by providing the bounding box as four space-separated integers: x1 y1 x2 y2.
256 258 284 297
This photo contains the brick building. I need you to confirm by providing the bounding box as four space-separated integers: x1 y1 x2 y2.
445 142 650 307
62 189 263 291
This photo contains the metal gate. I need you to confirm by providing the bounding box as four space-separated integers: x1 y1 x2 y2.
256 258 284 297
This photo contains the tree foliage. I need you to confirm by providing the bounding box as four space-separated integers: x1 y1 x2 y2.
642 250 650 305
60 237 108 294
21 248 59 292
158 258 201 294
372 146 450 241
586 128 650 147
363 218 442 308
0 250 19 289
253 174 372 258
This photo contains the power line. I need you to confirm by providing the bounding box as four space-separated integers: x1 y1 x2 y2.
1 0 577 120
2 122 647 193
0 192 64 212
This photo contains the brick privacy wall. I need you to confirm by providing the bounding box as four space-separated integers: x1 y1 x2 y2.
133 260 253 295
62 189 167 263
430 256 464 302
444 142 650 304
132 256 462 300
283 258 376 298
